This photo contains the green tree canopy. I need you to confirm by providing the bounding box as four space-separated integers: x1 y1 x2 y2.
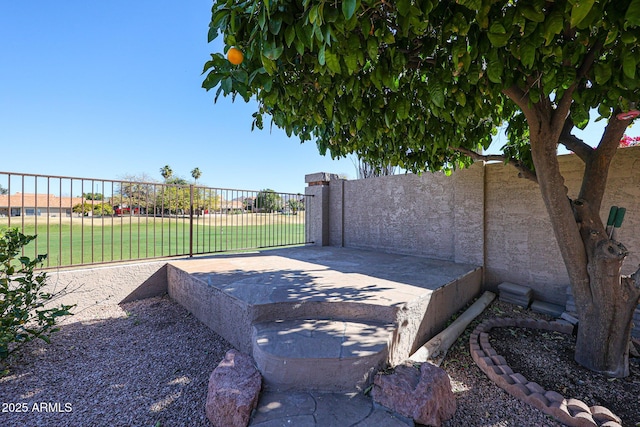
203 0 640 378
204 0 639 174
83 192 104 201
255 189 282 212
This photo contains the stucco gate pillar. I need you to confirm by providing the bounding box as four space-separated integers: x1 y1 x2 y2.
305 172 340 246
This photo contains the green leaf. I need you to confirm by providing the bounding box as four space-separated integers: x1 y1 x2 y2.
263 41 284 60
428 81 445 108
397 0 411 17
342 0 357 20
570 0 595 28
221 77 232 93
571 104 590 129
543 11 564 45
604 27 618 46
457 0 481 10
489 22 506 34
294 38 305 56
396 97 410 119
625 0 640 28
597 103 611 119
383 30 395 45
318 44 326 65
520 5 545 23
325 7 339 23
593 62 612 84
325 49 341 74
621 31 637 44
261 54 277 75
367 38 378 59
269 15 283 35
309 5 319 24
488 23 509 47
344 52 358 74
520 41 536 68
258 7 267 29
622 52 637 79
323 97 334 120
487 53 504 83
285 25 296 47
202 72 223 91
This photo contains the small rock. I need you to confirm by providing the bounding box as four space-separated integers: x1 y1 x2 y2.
205 349 262 427
372 361 456 426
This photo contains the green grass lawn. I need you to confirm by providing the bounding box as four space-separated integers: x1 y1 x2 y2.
11 216 306 268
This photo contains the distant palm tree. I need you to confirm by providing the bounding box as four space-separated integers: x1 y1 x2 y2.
191 167 202 184
160 165 173 183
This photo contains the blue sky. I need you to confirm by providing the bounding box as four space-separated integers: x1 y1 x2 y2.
1 1 637 194
0 0 356 194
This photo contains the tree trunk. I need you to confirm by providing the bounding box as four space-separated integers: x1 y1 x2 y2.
527 125 640 378
501 73 640 377
573 238 638 377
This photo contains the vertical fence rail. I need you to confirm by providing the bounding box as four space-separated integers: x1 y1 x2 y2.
0 171 311 269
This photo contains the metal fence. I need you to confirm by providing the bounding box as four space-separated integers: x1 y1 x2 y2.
0 171 311 269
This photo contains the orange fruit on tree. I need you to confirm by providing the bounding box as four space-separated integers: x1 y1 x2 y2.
227 47 244 65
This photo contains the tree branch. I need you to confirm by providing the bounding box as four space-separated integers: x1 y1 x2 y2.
454 146 505 163
578 112 633 211
558 117 593 162
502 85 536 124
454 147 538 183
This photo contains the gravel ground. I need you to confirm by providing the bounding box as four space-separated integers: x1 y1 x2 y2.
1 296 638 427
1 296 232 427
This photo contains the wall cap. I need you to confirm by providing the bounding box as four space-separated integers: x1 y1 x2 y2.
305 172 341 184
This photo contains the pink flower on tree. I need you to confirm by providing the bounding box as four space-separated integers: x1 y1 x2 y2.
620 135 640 148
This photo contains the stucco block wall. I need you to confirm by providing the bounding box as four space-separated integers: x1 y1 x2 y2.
309 146 640 304
483 162 569 303
485 147 640 303
43 261 168 316
331 163 484 266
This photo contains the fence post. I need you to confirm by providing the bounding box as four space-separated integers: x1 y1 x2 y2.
189 185 194 258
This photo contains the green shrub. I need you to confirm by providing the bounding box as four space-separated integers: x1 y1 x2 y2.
0 228 74 371
72 202 93 216
93 203 114 216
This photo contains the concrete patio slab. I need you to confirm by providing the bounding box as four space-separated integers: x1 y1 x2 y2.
167 246 482 392
249 390 413 426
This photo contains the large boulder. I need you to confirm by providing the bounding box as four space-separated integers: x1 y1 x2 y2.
205 349 262 427
371 361 456 426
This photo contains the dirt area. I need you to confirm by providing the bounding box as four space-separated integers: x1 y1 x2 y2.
442 300 640 427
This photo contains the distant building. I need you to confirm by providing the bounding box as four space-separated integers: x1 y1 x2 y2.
0 192 85 217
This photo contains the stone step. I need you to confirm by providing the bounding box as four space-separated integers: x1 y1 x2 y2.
498 281 533 308
531 300 564 317
252 318 395 392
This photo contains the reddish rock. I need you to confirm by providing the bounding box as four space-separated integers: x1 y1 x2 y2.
205 349 262 427
372 361 456 426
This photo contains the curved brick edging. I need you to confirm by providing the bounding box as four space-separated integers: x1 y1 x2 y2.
469 318 623 427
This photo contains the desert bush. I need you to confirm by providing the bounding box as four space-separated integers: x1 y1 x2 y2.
0 228 74 371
